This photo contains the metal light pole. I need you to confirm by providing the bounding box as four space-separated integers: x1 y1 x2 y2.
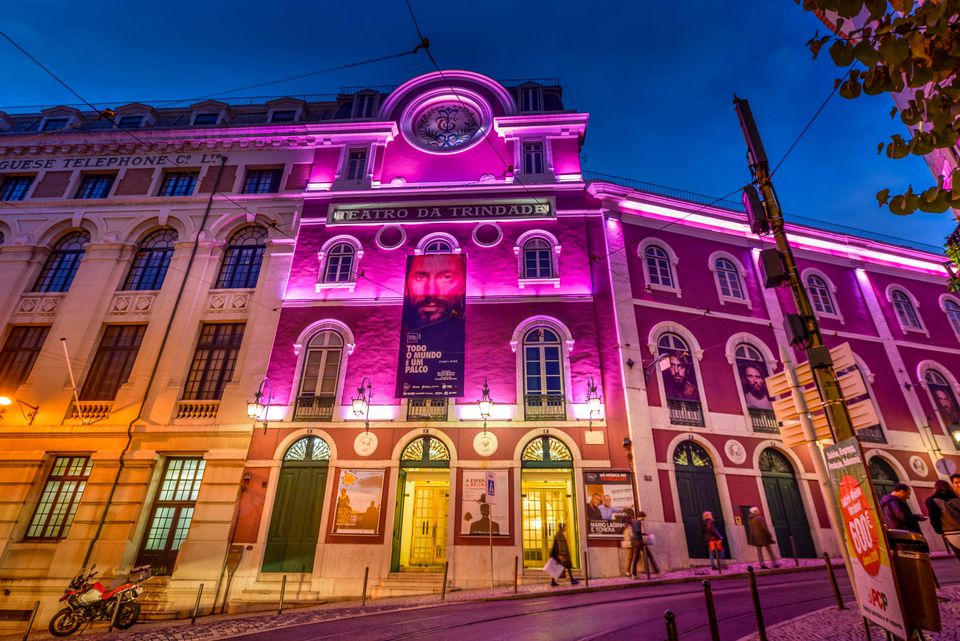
733 96 857 443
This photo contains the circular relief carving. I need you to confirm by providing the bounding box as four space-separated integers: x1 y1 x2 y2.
473 432 498 457
412 102 482 150
909 455 929 478
724 439 746 465
354 432 378 457
472 223 502 248
376 225 406 250
935 457 958 476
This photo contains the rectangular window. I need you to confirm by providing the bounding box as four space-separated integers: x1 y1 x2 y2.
26 456 92 540
0 326 50 392
353 94 375 118
158 172 197 197
242 169 282 194
136 457 206 575
182 323 245 401
0 176 35 201
75 173 115 199
118 115 144 128
346 149 367 181
522 142 544 174
521 88 541 112
41 118 68 131
192 112 219 126
79 325 146 401
270 110 296 123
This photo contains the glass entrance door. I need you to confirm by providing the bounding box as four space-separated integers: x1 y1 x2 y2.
409 484 448 566
521 480 575 568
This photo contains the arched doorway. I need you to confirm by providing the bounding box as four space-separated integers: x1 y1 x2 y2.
869 456 899 498
674 441 727 559
758 449 816 558
392 436 450 571
263 436 330 573
520 435 578 568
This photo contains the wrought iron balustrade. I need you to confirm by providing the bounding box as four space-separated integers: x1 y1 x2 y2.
523 394 566 421
668 399 704 426
293 395 336 422
749 408 779 434
406 397 448 421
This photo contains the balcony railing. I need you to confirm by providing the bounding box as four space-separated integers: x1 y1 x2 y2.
668 399 705 427
175 400 220 420
293 395 336 422
407 397 448 421
524 394 566 421
71 401 113 422
857 424 887 444
749 408 779 434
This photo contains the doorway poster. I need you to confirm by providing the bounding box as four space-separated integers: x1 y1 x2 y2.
332 469 384 535
462 470 509 535
584 470 635 537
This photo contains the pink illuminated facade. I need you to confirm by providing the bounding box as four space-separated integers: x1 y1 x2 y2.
1 70 959 616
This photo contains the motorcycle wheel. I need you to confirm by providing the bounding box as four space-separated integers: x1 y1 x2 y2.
49 608 83 637
114 601 140 630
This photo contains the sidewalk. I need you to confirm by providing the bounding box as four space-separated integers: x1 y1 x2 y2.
736 584 960 641
5 558 835 641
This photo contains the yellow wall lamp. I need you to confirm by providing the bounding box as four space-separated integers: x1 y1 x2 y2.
0 396 38 425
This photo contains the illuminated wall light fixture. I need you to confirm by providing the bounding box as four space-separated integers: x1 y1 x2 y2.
0 396 39 425
478 378 493 432
353 377 373 431
246 378 272 433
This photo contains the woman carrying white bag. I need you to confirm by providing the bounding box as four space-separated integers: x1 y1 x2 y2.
544 523 580 587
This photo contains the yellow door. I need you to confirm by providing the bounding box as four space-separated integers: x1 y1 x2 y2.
522 484 575 568
409 485 448 566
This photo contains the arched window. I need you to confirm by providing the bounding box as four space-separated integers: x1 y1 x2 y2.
522 237 554 279
944 299 960 335
714 258 744 300
806 275 836 315
644 245 675 288
293 330 343 421
891 289 922 329
33 231 90 293
735 342 775 430
673 441 712 468
522 327 565 419
323 243 356 283
216 226 266 289
758 449 793 474
924 368 960 423
121 228 178 291
283 435 331 462
658 332 703 424
423 238 453 254
869 456 899 498
400 435 450 467
521 435 573 467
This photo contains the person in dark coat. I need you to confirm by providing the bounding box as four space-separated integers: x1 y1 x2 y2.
747 507 780 569
881 483 927 533
625 510 660 578
702 511 724 571
925 480 960 561
549 523 579 587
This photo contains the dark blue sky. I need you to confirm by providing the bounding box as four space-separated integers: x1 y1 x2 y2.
3 1 952 249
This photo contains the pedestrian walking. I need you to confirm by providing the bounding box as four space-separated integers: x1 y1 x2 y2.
549 523 580 587
925 479 960 562
637 510 660 575
702 511 724 572
881 483 928 533
746 507 780 569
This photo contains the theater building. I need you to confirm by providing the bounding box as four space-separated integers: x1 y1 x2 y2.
1 70 959 617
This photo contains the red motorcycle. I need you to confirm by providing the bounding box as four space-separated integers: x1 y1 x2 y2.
49 565 151 636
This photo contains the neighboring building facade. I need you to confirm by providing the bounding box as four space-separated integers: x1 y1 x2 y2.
1 71 959 619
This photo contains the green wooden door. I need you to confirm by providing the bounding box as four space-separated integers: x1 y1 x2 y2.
391 469 407 572
262 436 331 573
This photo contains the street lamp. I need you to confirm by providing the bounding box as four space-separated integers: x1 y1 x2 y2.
246 378 272 433
586 377 602 417
353 378 372 431
478 378 493 431
0 396 39 425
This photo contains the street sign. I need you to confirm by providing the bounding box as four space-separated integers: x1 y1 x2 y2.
824 438 907 638
766 342 879 447
486 472 495 498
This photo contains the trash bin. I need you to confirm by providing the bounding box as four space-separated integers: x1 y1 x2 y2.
887 529 940 633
